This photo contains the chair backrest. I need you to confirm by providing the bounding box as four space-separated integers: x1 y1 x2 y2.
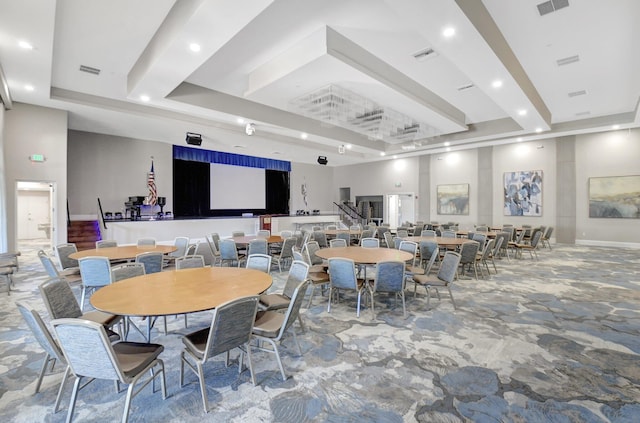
39 278 82 319
459 241 480 264
530 230 543 248
349 225 361 231
219 239 240 261
176 255 205 270
396 229 409 238
55 243 78 270
171 237 190 257
373 261 405 293
515 229 526 243
292 249 305 264
326 225 337 230
475 225 488 232
398 240 418 266
421 229 436 237
280 230 293 238
206 235 220 256
492 236 504 256
257 230 271 238
38 250 61 278
437 251 461 284
442 230 456 238
311 226 322 231
360 237 379 248
52 318 123 381
248 238 268 256
312 231 328 248
481 239 495 260
502 226 515 241
278 237 296 260
276 279 311 340
472 233 486 247
383 231 394 248
336 232 351 243
201 296 259 362
544 226 554 239
137 238 156 247
328 258 358 290
418 241 438 264
303 241 323 265
245 253 272 273
282 260 310 299
194 241 216 266
360 229 374 239
78 256 113 288
497 232 510 251
210 233 221 250
232 231 245 237
135 251 164 274
393 237 403 249
377 227 390 238
16 301 65 362
96 240 117 249
329 238 347 248
423 246 439 275
111 262 145 282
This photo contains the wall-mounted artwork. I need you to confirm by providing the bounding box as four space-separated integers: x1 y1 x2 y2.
504 170 542 216
589 175 640 218
437 184 469 215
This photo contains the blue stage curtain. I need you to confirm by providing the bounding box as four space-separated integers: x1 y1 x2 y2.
173 145 291 172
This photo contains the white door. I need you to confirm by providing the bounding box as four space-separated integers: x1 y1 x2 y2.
16 182 54 249
385 193 415 228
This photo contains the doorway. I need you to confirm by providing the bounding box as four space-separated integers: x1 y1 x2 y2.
16 181 55 254
386 193 415 228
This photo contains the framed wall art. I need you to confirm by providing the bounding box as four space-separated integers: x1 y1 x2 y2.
437 184 469 215
504 170 542 216
589 175 640 218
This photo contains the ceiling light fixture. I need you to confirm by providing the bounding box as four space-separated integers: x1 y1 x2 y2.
380 152 386 157
446 147 451 152
139 95 150 102
492 80 503 88
444 141 451 147
237 117 245 124
345 144 352 149
443 27 456 38
18 40 33 50
535 128 543 133
245 123 256 136
189 43 201 52
518 109 528 116
517 137 523 142
301 133 308 139
612 125 620 130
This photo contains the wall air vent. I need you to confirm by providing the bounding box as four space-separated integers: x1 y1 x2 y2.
568 90 587 98
412 47 438 61
537 0 569 16
79 65 101 75
557 55 580 66
575 111 591 116
457 83 475 91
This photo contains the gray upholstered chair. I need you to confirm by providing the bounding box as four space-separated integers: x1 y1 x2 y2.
176 255 205 270
245 253 272 274
39 278 122 331
475 238 495 278
257 229 271 238
302 241 323 266
412 251 461 309
458 241 480 280
205 236 221 266
421 229 436 237
16 301 69 411
78 256 113 310
55 243 79 273
135 251 164 274
383 231 394 249
136 238 156 247
272 236 296 272
252 279 311 381
312 231 328 248
296 249 329 307
329 238 347 248
327 258 366 317
193 241 216 266
180 296 259 412
360 237 379 248
409 246 439 298
111 263 146 340
38 250 82 284
52 318 166 423
513 230 543 260
95 239 117 248
370 261 407 319
541 226 554 250
219 239 245 267
247 238 268 256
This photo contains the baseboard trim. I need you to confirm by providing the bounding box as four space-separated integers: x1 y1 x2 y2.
575 239 640 249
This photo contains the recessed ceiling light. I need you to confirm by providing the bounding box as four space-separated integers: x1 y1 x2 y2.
446 147 451 152
380 152 386 156
535 127 543 133
442 27 456 38
189 43 201 52
392 155 398 159
517 137 523 142
444 141 451 147
139 95 150 102
24 84 34 92
237 118 245 124
492 80 503 88
345 144 352 149
18 40 33 50
301 133 308 139
518 109 528 116
612 124 620 130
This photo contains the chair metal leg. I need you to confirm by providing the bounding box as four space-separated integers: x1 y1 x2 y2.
54 366 71 413
65 376 82 423
448 286 457 310
35 354 53 393
197 362 209 413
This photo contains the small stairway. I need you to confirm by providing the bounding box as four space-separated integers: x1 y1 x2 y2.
68 220 101 251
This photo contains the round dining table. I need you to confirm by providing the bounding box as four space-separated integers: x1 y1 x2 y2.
323 229 362 237
91 266 272 341
69 245 177 261
315 246 413 265
231 235 283 245
404 236 473 248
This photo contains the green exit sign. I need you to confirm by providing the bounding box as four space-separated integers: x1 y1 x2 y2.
29 154 45 162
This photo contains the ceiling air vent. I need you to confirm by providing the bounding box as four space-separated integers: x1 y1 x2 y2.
79 65 100 75
575 111 591 116
537 0 569 16
568 90 587 98
457 83 475 92
557 55 580 66
412 47 438 61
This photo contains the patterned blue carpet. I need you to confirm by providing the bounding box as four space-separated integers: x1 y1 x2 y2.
0 241 639 422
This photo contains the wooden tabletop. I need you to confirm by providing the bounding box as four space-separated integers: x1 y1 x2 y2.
315 246 413 264
324 229 362 236
231 235 283 245
404 236 474 247
90 267 272 317
69 245 177 260
456 230 499 238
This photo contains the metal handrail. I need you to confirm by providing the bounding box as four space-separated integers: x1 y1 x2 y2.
97 198 107 230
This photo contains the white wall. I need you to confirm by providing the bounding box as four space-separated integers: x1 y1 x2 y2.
492 138 557 230
3 103 68 250
68 130 173 218
430 149 478 230
575 128 640 245
290 162 334 213
0 106 7 251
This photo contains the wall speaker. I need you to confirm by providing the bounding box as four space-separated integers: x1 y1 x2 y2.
186 132 202 146
317 155 328 165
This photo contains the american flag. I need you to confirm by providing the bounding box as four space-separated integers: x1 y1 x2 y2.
147 161 158 206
